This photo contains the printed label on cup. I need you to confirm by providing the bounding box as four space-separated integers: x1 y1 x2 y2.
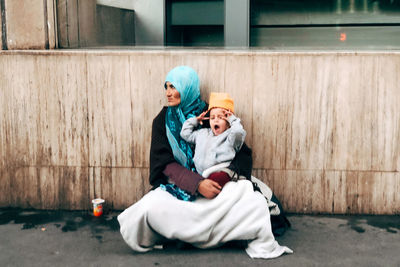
92 198 105 217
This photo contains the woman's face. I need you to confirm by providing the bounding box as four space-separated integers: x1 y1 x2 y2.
165 82 181 106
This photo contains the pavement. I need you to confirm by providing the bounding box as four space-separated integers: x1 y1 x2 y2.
0 208 399 267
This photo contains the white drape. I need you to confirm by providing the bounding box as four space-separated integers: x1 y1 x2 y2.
118 180 292 259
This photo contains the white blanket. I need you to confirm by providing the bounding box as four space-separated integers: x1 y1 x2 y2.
117 180 293 259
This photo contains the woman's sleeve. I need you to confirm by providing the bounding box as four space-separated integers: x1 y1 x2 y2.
149 108 204 194
149 108 175 188
163 162 203 195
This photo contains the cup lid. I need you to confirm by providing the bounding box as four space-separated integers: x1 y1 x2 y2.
92 198 105 204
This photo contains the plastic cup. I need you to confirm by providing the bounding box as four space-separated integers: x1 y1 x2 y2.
92 198 105 217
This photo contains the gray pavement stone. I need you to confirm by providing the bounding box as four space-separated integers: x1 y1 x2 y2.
0 208 399 267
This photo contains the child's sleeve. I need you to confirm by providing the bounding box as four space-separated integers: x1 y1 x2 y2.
180 117 200 144
227 115 246 151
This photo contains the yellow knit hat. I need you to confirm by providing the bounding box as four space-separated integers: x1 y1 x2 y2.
208 92 234 113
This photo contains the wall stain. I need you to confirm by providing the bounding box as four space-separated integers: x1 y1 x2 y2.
342 215 400 234
289 214 399 234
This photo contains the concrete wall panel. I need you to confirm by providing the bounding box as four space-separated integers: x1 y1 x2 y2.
0 168 10 206
132 0 164 46
89 167 150 210
87 55 133 167
254 169 400 214
372 55 400 171
327 56 374 170
0 50 399 214
47 0 57 48
129 54 166 167
0 2 2 49
56 0 79 48
34 55 88 166
0 55 5 168
78 0 96 47
5 0 46 49
2 55 40 166
284 55 334 171
6 166 89 209
253 55 292 169
224 55 254 146
0 54 88 167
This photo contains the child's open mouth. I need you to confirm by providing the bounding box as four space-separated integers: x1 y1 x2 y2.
214 125 220 130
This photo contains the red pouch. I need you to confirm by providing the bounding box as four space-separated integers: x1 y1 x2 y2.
207 171 231 188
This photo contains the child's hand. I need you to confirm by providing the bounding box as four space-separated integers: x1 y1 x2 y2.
196 111 209 125
222 109 233 122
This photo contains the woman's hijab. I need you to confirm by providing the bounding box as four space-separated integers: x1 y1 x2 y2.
165 66 206 170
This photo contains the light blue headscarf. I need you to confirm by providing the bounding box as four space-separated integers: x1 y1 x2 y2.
165 66 206 170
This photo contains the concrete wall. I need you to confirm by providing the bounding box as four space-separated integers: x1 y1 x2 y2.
0 50 399 214
2 0 57 49
56 0 135 48
132 0 164 46
1 0 136 49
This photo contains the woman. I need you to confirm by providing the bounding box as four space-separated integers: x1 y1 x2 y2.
117 66 292 259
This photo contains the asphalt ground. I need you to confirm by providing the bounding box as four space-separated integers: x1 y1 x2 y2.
0 208 399 267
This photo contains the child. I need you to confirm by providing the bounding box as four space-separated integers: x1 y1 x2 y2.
180 92 246 188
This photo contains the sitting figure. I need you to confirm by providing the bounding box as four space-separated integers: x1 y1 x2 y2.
117 66 292 259
181 92 246 189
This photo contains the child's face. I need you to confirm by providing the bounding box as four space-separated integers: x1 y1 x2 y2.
210 108 229 136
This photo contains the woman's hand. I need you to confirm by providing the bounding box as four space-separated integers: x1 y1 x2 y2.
197 179 221 199
196 111 209 125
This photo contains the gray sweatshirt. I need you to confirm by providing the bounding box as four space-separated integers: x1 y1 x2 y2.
180 115 246 175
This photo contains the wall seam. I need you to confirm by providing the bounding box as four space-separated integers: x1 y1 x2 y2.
65 0 69 47
85 54 90 203
43 0 49 49
1 0 7 50
53 0 58 48
76 0 80 47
